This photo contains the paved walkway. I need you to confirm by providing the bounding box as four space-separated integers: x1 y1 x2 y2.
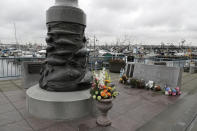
138 73 197 131
0 72 196 131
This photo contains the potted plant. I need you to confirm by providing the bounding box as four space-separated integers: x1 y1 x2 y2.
109 59 125 73
90 68 119 126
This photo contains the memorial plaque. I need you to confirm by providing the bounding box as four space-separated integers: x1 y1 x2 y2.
154 62 166 65
125 62 135 77
126 64 131 76
133 63 182 88
28 64 42 74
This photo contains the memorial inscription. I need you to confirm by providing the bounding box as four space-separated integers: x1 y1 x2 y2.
28 64 42 74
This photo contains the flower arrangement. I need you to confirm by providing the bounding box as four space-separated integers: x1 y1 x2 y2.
119 76 181 96
130 78 145 88
130 78 137 88
90 68 119 101
164 86 181 96
119 74 128 84
138 79 146 89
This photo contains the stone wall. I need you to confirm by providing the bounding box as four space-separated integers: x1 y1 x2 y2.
133 63 182 88
22 61 42 89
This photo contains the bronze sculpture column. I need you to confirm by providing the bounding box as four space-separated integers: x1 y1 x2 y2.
39 0 92 92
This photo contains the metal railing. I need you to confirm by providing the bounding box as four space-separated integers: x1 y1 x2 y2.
133 57 195 68
0 56 119 78
88 56 125 70
0 57 45 78
0 56 196 78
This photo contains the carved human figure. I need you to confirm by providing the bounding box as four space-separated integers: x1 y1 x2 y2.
39 0 92 92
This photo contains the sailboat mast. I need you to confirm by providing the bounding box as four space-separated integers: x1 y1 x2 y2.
13 22 19 49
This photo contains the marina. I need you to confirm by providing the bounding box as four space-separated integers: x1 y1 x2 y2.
1 42 197 78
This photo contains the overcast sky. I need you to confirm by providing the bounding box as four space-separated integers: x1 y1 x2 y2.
0 0 197 45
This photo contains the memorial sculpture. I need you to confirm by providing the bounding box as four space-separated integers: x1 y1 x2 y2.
39 0 92 92
26 0 93 120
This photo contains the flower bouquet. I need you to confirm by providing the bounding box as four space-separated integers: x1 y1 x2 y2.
90 68 118 126
90 68 118 101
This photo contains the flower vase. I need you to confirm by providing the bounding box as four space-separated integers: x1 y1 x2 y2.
96 98 113 126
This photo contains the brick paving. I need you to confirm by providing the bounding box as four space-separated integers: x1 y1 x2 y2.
0 72 196 131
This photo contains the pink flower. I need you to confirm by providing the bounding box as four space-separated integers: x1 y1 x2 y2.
92 83 96 87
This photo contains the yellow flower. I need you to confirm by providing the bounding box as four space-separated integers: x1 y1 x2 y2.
105 80 110 83
108 87 112 90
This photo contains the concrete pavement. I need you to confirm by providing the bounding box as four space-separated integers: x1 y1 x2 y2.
0 72 196 131
138 73 197 131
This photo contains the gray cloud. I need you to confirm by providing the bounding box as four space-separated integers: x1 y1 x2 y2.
0 0 196 45
0 0 52 44
92 0 141 13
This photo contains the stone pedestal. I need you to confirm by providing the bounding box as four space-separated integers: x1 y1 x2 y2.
26 84 92 120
